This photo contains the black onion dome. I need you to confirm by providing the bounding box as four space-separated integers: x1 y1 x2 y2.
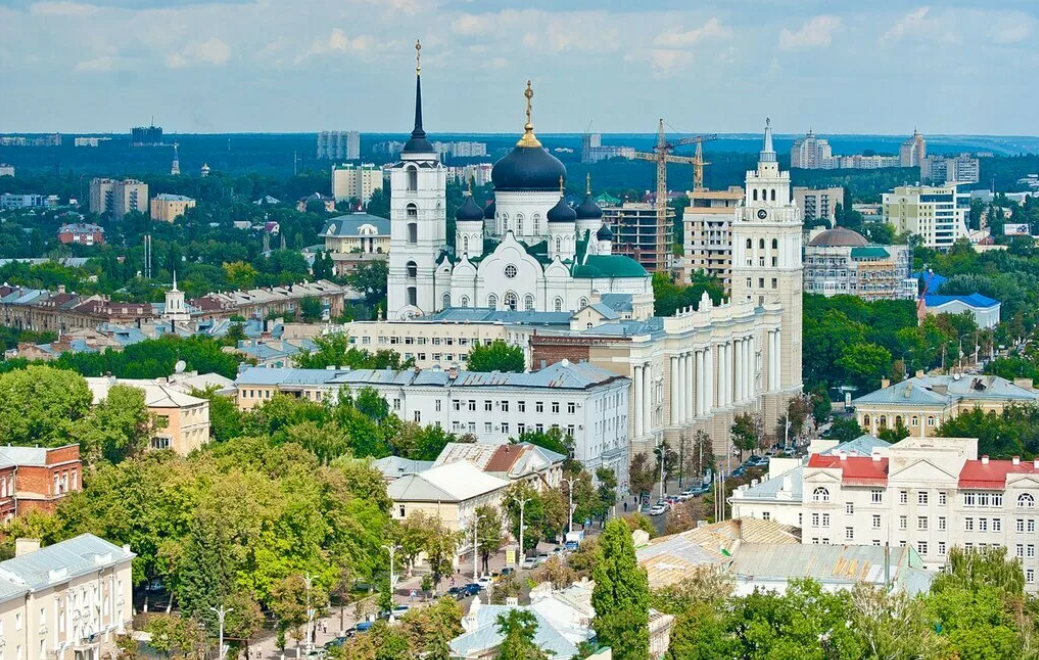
455 195 484 222
483 200 496 220
596 223 614 240
491 146 567 192
575 193 603 220
547 196 576 223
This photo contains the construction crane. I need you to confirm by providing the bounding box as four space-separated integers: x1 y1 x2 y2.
676 133 718 191
632 119 696 272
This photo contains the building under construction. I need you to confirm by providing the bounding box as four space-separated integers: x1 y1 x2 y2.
601 201 676 273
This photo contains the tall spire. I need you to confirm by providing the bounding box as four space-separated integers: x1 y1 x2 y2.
402 39 433 155
586 172 591 195
517 80 542 148
760 116 776 163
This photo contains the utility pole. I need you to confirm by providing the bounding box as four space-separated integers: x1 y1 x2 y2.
565 476 576 535
517 497 532 562
209 606 233 660
304 572 315 653
381 544 401 618
471 516 479 582
656 440 667 499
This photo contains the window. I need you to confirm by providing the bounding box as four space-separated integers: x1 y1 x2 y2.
811 513 820 528
918 516 928 531
845 502 854 515
938 542 946 556
504 292 518 311
822 513 830 527
927 416 935 426
553 297 563 312
468 400 477 412
1018 519 1025 533
871 489 883 504
1030 545 1037 558
501 401 509 413
460 295 470 308
845 527 854 541
918 491 929 506
1031 520 1037 533
763 512 771 521
918 541 928 556
488 294 498 309
413 411 421 423
899 515 907 530
1018 544 1026 558
536 402 544 414
994 518 1003 532
518 401 526 413
552 402 560 414
517 423 526 434
812 487 830 503
524 295 535 311
578 297 589 309
939 491 947 505
939 516 946 531
567 402 576 414
501 422 509 434
965 518 974 531
872 514 881 529
1020 493 1035 508
393 398 401 411
899 490 908 505
485 422 492 433
1029 569 1035 583
14 613 20 631
504 264 518 279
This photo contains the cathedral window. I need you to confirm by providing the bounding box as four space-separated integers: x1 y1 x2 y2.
753 189 758 201
555 237 562 253
759 239 765 249
504 292 518 311
501 213 509 234
407 222 417 245
505 264 518 279
745 239 752 249
533 214 541 234
524 295 535 311
407 287 417 306
772 239 778 250
771 189 776 201
460 296 470 308
578 297 589 309
463 236 469 253
406 203 417 218
406 261 418 278
516 213 524 235
487 294 498 309
442 293 451 309
553 297 563 312
407 167 418 191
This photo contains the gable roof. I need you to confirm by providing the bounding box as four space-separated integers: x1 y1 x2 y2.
387 461 510 502
450 603 584 659
959 458 1039 489
319 213 390 238
853 374 1037 407
924 293 999 310
808 454 889 486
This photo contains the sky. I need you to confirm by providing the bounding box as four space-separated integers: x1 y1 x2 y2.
1 0 1037 135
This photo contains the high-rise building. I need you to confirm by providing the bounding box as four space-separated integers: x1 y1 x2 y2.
883 184 969 250
730 118 804 418
316 131 360 160
601 202 675 273
433 141 488 159
683 186 743 287
793 186 844 225
922 153 980 185
331 163 384 204
899 129 927 167
790 131 833 169
89 178 148 218
131 124 163 146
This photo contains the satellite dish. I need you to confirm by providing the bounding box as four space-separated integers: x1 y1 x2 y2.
174 360 187 374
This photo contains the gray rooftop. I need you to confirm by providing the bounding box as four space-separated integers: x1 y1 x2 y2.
0 534 134 603
319 213 390 238
854 374 1039 407
449 604 583 659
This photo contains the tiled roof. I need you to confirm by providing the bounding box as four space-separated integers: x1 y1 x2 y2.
808 454 889 486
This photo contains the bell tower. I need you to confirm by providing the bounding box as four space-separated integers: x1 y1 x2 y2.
387 40 447 319
730 118 803 396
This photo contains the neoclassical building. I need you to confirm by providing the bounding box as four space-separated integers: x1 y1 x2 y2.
387 44 652 320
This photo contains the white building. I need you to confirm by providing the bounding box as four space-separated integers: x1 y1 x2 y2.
233 360 630 481
0 194 57 210
317 130 360 160
882 184 969 249
732 435 1039 591
0 164 13 177
922 293 1001 329
331 163 383 204
922 153 980 185
0 534 134 660
790 131 833 169
385 56 652 319
433 141 488 158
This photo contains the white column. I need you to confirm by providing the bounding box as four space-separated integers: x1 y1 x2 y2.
735 339 743 404
706 346 714 413
643 363 653 438
695 351 704 417
669 357 678 426
722 343 730 407
767 331 775 391
744 337 753 400
677 355 686 424
687 352 695 419
634 365 644 438
775 329 782 390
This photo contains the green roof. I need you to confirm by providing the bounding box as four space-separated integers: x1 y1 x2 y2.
595 192 621 206
523 240 551 265
572 255 648 279
850 247 890 260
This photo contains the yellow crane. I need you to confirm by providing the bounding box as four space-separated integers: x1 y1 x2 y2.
632 119 715 271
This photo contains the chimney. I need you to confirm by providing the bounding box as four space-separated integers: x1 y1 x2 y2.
915 370 925 378
839 450 847 461
872 449 882 462
982 455 990 465
448 366 458 380
881 378 891 389
1034 458 1039 470
57 284 66 294
15 538 40 557
1013 456 1021 465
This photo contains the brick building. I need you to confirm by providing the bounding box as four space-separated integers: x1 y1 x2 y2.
0 444 82 521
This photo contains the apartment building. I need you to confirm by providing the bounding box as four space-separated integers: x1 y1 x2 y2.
85 377 211 455
331 163 383 204
900 130 927 167
234 360 630 481
682 186 743 287
732 436 1039 590
0 445 82 521
88 178 147 218
803 227 915 301
922 154 981 185
793 186 844 225
316 130 360 160
0 534 134 660
149 193 196 222
852 374 1038 438
882 184 969 249
600 202 675 273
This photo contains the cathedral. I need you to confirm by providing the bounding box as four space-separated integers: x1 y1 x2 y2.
387 44 653 320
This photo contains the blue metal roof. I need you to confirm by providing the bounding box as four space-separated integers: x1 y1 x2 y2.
924 293 999 310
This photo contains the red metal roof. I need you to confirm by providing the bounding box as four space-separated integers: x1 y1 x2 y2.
808 454 889 486
485 445 527 473
958 459 1039 489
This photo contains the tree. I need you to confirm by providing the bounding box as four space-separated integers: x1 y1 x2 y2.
665 602 739 660
495 610 549 660
595 467 618 521
474 505 503 575
730 413 759 461
145 614 206 660
294 333 407 370
223 261 258 289
76 384 153 464
836 342 892 392
346 260 388 311
299 296 323 322
592 519 650 660
466 339 525 373
825 417 865 443
0 365 92 446
629 454 655 502
420 515 459 593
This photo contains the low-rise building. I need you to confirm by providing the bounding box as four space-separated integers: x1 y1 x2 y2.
85 377 211 455
388 459 510 536
0 445 82 521
923 293 1000 329
57 223 105 246
234 360 630 480
0 193 58 210
793 186 844 226
431 442 565 490
683 186 743 287
803 227 915 300
319 212 390 274
297 193 336 213
149 193 196 222
882 184 969 250
853 374 1037 438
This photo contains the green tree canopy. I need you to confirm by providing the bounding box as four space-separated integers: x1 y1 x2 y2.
466 339 525 373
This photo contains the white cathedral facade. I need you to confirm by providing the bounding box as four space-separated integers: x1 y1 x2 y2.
387 66 653 320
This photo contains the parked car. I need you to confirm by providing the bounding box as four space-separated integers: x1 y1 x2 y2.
521 556 538 570
355 621 373 633
476 575 493 589
324 636 350 650
565 540 579 551
648 503 667 516
453 583 481 599
535 553 550 566
499 567 515 578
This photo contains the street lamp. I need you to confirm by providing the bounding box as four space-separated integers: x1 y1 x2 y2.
565 476 576 536
516 497 532 563
381 544 401 620
209 606 233 660
304 573 315 653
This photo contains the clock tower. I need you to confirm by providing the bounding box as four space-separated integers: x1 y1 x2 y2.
730 119 803 408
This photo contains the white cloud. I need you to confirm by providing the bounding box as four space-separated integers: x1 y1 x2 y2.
452 13 495 37
990 15 1033 44
29 1 98 17
881 7 961 46
294 29 390 65
74 54 130 72
166 37 231 69
654 18 731 48
779 15 841 51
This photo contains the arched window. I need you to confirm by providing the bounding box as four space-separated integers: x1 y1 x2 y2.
578 297 589 309
406 261 417 278
911 416 919 426
772 239 778 250
407 166 418 191
879 415 887 427
770 189 776 201
442 293 451 309
555 237 562 252
759 239 765 249
406 202 417 218
516 213 524 235
487 294 498 309
746 239 752 249
533 214 541 234
553 297 563 312
463 236 469 253
862 415 871 427
1019 493 1035 508
501 213 509 234
504 292 518 311
460 295 470 308
524 294 535 311
895 415 903 427
812 487 830 502
407 222 418 245
753 189 758 201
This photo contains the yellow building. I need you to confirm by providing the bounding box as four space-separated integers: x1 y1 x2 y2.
881 184 968 249
853 374 1039 438
331 163 384 204
149 193 196 222
85 377 211 455
683 186 743 287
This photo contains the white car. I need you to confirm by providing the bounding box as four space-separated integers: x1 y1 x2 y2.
520 556 538 570
647 504 668 516
476 575 493 589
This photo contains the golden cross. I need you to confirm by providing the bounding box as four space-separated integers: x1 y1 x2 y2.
415 40 421 75
524 80 534 129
